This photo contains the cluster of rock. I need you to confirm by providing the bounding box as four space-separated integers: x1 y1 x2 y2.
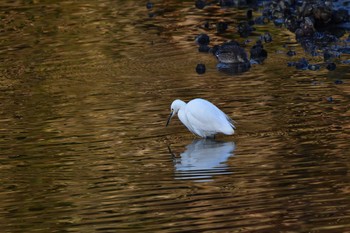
192 0 350 74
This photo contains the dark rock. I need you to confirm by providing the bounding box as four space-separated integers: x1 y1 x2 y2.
261 32 272 43
284 16 299 32
326 96 333 102
195 34 210 46
250 40 267 64
313 5 332 27
238 21 254 38
286 50 296 56
196 63 206 74
217 62 251 74
326 62 336 71
334 80 344 84
215 41 249 64
287 61 296 67
146 1 153 9
247 9 253 20
274 18 284 27
255 16 269 25
324 50 332 61
338 47 350 54
332 9 349 24
308 64 320 71
295 58 309 70
204 21 210 29
198 45 211 53
324 50 340 61
219 0 236 7
217 22 228 33
195 0 206 9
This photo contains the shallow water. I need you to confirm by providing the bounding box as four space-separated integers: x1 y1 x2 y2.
0 1 350 232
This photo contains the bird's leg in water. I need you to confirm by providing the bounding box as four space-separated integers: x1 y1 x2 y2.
167 145 177 159
167 145 181 165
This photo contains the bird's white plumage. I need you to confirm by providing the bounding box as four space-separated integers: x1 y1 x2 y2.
167 98 235 138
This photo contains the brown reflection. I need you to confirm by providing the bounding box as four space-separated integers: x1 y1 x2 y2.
0 0 349 232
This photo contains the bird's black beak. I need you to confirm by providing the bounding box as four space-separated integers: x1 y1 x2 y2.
166 111 174 127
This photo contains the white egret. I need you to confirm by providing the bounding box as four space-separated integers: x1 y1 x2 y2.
166 98 235 138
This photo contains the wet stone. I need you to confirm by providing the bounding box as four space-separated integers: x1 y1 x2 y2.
195 0 206 9
195 34 210 46
255 16 269 25
238 22 254 38
287 61 296 67
247 9 253 20
308 64 320 71
196 63 206 74
261 32 272 43
295 58 309 70
287 50 296 56
274 18 284 27
198 45 211 53
334 80 344 84
326 96 333 102
146 1 153 9
326 62 336 71
217 22 228 34
250 41 267 64
215 41 249 64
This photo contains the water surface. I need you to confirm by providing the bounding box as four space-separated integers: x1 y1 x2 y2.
0 1 350 232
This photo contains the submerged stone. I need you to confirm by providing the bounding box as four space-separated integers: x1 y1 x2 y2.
261 32 272 43
295 58 309 70
247 9 253 20
195 34 210 46
326 96 333 102
274 18 284 27
196 63 206 74
198 45 211 53
217 22 228 33
287 61 296 67
255 16 269 25
286 50 296 56
308 64 320 71
195 0 206 9
146 1 153 9
250 40 267 64
334 80 344 84
217 62 251 74
215 41 249 64
326 62 336 71
238 22 254 38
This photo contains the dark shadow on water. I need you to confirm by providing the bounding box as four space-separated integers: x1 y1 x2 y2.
169 139 236 182
217 62 251 75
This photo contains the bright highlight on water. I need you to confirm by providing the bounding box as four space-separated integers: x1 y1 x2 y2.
166 98 235 138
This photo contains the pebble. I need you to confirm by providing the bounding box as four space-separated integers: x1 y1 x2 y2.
195 0 206 9
195 34 210 46
286 50 296 56
326 63 336 71
196 64 206 74
146 1 153 9
308 64 320 71
334 80 344 84
217 22 228 33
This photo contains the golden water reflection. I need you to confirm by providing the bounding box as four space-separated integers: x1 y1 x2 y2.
0 0 349 232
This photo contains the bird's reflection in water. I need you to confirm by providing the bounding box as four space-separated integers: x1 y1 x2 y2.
169 139 236 182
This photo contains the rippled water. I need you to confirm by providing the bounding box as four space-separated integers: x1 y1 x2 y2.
0 1 350 232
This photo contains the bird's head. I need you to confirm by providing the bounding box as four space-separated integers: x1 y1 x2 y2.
166 99 186 127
